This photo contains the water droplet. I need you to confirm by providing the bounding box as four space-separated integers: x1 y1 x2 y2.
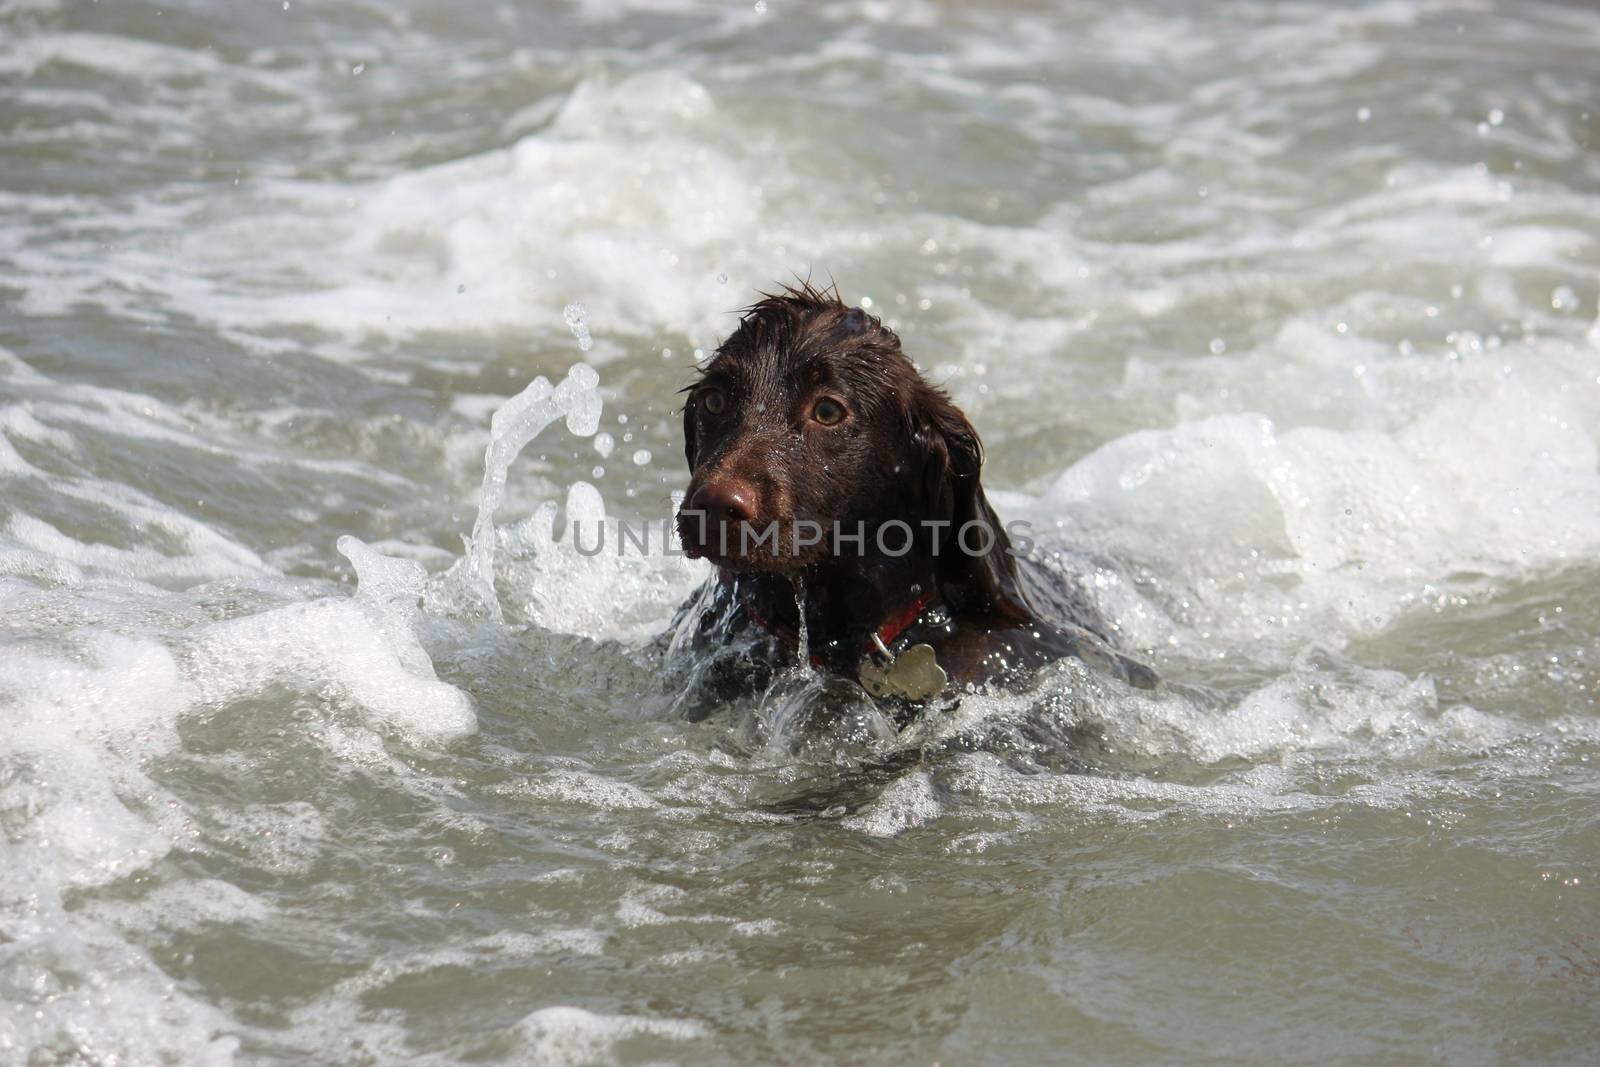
716 272 729 285
563 303 593 351
1356 106 1372 122
753 0 767 11
859 296 873 308
592 466 605 479
593 432 615 458
632 449 652 466
1551 286 1579 313
1487 108 1504 126
1208 337 1226 354
351 63 365 76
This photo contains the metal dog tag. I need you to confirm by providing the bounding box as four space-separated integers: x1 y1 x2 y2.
859 643 948 702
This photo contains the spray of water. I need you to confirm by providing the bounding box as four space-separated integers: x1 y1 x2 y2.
562 303 593 351
462 363 603 621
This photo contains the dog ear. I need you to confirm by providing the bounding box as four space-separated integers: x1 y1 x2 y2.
904 387 1031 622
682 399 698 469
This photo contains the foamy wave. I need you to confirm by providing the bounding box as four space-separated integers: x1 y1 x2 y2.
160 71 767 347
515 1006 707 1066
990 329 1600 662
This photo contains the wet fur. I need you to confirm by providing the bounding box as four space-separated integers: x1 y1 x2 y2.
668 283 1154 720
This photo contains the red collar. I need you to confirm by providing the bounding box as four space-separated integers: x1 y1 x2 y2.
872 590 934 651
744 590 935 667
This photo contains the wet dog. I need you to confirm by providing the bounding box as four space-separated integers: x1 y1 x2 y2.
667 283 1153 720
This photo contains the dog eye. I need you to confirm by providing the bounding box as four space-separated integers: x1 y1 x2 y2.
700 389 726 416
811 398 846 426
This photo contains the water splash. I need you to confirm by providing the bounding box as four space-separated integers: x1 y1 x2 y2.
562 302 593 351
336 535 432 677
463 363 602 621
791 573 809 667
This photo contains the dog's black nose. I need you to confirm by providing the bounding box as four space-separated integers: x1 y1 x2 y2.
687 478 758 525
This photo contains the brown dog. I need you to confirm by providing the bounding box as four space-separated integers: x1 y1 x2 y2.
669 283 1153 719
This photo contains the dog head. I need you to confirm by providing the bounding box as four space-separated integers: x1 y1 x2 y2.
677 283 1028 619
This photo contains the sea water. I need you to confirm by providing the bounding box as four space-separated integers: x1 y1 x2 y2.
1 0 1597 1063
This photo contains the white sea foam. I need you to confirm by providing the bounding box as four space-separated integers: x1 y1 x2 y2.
516 769 662 811
0 629 236 1064
0 31 233 80
0 570 474 1058
514 1006 707 1066
276 930 642 1062
1 633 191 888
188 595 476 741
338 534 435 677
3 1 1599 1058
841 771 943 836
138 69 772 349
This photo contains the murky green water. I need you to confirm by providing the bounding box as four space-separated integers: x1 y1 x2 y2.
2 0 1598 1063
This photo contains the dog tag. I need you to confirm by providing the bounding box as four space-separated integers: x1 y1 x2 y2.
858 643 948 702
